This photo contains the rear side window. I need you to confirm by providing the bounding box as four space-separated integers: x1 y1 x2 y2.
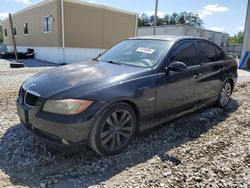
197 41 224 63
215 46 225 61
170 41 197 66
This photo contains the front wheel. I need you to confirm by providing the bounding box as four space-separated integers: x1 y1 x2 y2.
216 80 232 107
88 102 137 156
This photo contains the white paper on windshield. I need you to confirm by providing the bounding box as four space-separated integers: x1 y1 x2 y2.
136 47 155 54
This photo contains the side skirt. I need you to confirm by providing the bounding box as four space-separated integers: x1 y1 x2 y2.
138 97 217 132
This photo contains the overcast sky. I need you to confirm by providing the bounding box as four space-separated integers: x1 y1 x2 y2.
0 0 248 36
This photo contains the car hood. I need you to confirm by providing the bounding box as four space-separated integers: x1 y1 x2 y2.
22 61 152 99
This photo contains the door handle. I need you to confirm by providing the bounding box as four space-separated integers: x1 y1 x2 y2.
215 64 226 71
219 66 226 71
193 73 203 79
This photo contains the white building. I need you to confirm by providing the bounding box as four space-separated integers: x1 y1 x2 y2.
138 25 229 47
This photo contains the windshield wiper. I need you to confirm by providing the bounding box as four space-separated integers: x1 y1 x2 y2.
92 53 102 61
105 60 122 65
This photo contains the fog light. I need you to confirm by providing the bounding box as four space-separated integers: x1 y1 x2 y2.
62 138 69 145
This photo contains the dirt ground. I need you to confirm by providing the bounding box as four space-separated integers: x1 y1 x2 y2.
0 59 249 188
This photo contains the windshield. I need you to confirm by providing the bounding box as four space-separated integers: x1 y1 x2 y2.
97 39 171 68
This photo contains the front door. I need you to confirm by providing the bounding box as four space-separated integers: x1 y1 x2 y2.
156 40 203 117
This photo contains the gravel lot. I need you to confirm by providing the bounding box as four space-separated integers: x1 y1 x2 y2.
0 59 249 188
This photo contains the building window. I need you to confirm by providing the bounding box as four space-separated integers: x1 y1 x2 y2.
13 26 17 36
43 16 51 32
4 29 7 37
24 23 28 34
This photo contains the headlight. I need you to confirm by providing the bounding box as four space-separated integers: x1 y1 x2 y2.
42 99 93 115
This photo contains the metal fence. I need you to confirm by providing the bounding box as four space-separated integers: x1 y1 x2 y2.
227 44 242 57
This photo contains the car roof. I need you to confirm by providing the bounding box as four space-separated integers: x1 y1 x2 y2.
129 35 207 42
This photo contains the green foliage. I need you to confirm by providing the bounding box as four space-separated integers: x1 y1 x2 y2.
138 12 203 28
228 31 244 44
149 15 165 26
138 13 150 27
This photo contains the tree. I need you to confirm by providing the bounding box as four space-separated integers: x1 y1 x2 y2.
163 14 170 25
138 12 203 28
184 12 203 27
177 12 186 25
149 15 165 26
169 13 178 25
228 31 244 44
139 13 150 27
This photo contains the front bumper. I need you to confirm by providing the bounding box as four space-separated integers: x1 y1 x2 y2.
22 120 87 152
16 98 97 152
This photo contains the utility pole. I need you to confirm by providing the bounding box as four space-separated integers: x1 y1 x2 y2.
9 13 18 62
153 0 159 35
61 0 66 64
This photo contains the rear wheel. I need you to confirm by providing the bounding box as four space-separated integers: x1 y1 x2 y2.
88 102 136 156
216 80 232 107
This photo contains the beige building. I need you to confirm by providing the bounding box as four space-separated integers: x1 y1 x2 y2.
2 0 138 63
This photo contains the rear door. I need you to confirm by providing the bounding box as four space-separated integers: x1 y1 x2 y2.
156 40 203 116
196 40 226 101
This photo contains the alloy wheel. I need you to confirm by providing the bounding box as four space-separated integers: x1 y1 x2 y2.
100 110 133 151
220 82 232 106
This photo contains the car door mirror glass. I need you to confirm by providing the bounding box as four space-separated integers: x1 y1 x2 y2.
166 61 188 72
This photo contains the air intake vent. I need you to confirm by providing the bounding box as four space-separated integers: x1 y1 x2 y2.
25 92 39 106
21 88 40 107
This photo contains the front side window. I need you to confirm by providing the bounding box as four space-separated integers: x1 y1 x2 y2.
4 29 7 37
13 26 17 35
24 23 28 34
170 41 197 66
43 16 51 32
197 41 224 63
97 39 171 68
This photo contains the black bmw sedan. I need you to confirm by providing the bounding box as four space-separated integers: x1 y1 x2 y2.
17 35 237 155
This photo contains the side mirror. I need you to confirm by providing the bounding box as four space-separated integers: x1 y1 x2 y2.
166 61 188 72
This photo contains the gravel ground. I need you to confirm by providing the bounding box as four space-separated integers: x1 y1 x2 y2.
0 59 249 188
238 69 250 83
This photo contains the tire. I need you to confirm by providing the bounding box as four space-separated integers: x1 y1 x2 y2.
88 102 137 156
216 80 232 108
